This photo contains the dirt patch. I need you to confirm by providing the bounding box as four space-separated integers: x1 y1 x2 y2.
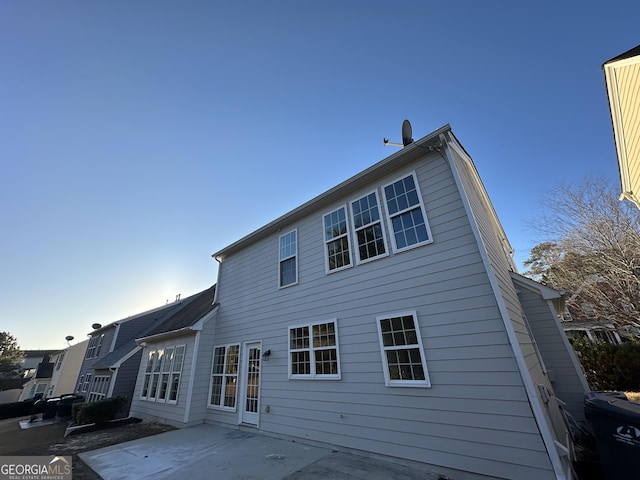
0 416 175 479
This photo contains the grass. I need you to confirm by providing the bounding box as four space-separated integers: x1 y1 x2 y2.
624 392 640 402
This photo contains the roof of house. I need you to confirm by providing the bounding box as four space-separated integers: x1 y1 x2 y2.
604 44 640 65
602 45 640 208
92 285 216 368
213 124 451 259
142 284 216 338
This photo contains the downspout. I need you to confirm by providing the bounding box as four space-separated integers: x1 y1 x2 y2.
441 133 568 480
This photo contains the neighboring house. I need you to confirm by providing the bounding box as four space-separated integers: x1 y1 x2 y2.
19 350 59 381
131 124 587 480
18 352 59 401
603 44 640 209
47 339 89 398
129 285 217 426
75 296 204 416
0 378 25 404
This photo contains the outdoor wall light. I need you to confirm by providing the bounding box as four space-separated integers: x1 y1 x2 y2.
262 349 271 360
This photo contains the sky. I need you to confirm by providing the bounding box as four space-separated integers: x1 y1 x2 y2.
1 1 638 350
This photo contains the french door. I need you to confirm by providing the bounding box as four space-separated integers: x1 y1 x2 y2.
240 342 261 425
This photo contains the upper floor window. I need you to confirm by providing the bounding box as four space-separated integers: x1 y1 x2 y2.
289 320 341 379
279 230 298 287
382 173 432 252
351 191 388 263
376 312 430 387
323 206 352 273
85 334 104 359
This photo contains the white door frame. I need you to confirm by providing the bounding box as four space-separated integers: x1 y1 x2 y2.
239 341 262 426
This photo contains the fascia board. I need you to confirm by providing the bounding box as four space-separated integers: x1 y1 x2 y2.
212 124 451 259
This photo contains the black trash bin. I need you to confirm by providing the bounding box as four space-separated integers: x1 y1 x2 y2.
584 392 640 480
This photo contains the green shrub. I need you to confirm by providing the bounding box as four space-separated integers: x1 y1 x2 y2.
571 337 640 391
72 396 127 425
0 399 38 420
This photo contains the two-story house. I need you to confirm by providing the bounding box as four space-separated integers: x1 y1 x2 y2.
76 293 209 416
130 124 588 480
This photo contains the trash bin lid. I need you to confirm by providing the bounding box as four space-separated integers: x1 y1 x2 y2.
585 392 640 425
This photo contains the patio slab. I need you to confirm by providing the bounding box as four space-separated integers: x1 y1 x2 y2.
79 423 446 479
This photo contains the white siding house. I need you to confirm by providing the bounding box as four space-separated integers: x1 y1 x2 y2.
196 125 585 480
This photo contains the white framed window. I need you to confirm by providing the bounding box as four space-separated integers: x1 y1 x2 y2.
82 373 92 393
382 172 432 252
209 344 240 410
77 375 84 393
87 375 110 403
289 320 341 379
55 352 65 371
85 334 104 359
279 229 298 288
140 344 186 404
376 311 430 387
323 206 352 273
351 191 388 264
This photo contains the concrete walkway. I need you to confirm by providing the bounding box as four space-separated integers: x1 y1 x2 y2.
79 423 446 479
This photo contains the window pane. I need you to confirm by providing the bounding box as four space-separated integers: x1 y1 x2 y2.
210 376 222 405
280 257 297 286
291 351 310 375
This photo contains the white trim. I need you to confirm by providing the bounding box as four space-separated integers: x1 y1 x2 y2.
375 310 431 388
208 343 241 412
443 134 567 480
349 189 390 265
381 171 433 254
239 340 262 427
183 331 200 424
288 319 341 380
322 205 354 274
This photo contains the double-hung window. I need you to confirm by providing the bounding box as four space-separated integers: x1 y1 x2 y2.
351 191 388 263
376 312 430 387
87 375 110 402
323 206 352 272
85 334 104 359
279 230 298 287
289 320 340 379
209 344 240 410
382 173 432 252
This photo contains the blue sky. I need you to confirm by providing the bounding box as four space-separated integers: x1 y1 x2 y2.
1 1 638 350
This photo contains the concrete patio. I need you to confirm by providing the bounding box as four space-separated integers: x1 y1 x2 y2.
79 423 449 479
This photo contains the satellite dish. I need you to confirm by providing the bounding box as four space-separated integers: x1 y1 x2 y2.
65 336 74 342
402 119 413 147
91 323 102 330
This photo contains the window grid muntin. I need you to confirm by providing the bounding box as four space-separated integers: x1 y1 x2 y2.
289 320 340 379
383 173 431 252
323 206 352 272
351 191 388 264
279 229 298 288
376 312 430 387
209 344 240 410
140 344 185 404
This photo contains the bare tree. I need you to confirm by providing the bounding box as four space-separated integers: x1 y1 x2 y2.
524 177 640 328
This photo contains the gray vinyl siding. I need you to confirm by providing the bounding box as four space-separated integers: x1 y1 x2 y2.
206 151 556 479
130 336 197 427
76 327 118 393
110 351 143 416
448 145 566 472
515 283 588 422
